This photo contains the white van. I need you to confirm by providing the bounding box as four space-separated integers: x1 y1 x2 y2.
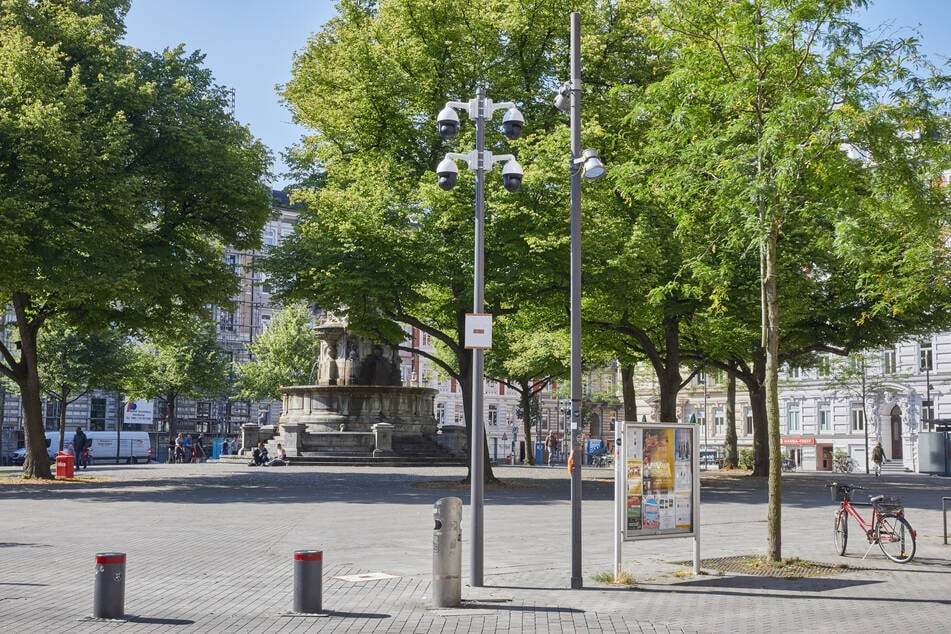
47 431 152 464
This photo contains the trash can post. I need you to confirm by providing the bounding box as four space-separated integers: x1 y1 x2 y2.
93 552 126 619
293 550 323 614
432 497 462 608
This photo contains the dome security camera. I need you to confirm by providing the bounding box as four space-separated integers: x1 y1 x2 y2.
501 107 524 141
436 157 459 191
437 105 460 140
501 159 523 193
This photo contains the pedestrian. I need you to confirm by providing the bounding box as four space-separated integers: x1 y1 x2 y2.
222 437 230 457
72 427 88 470
174 433 185 463
184 434 193 462
266 443 287 466
545 431 559 467
872 441 885 477
232 437 240 455
194 434 206 462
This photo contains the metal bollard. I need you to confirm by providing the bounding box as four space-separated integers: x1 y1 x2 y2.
93 552 126 619
293 550 323 614
432 497 462 608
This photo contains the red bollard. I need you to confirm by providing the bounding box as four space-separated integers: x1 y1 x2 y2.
93 552 126 619
293 550 323 614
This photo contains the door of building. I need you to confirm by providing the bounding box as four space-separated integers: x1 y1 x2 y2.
890 405 903 459
819 444 833 471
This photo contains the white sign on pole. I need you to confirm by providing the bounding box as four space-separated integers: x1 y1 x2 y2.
124 399 155 426
464 313 493 349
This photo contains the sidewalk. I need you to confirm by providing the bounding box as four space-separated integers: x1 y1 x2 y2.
1 463 949 632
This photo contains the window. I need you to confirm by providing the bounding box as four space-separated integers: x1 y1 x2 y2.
196 401 212 419
745 408 753 436
695 408 705 430
453 411 463 425
920 340 934 372
787 405 801 432
225 254 237 271
263 229 277 246
850 406 865 432
714 409 725 435
818 356 831 377
260 313 272 329
44 400 60 430
922 400 934 431
487 405 498 426
788 365 801 379
882 349 897 374
436 403 446 425
90 397 107 431
818 403 831 433
219 309 235 332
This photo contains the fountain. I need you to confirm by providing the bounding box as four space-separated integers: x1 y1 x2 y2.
242 315 464 463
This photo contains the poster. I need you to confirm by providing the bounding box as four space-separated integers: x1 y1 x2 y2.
621 423 697 540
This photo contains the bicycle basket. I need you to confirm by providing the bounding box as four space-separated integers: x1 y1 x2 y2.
830 484 852 502
873 496 904 515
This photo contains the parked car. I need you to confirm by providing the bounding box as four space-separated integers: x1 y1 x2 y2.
10 446 57 466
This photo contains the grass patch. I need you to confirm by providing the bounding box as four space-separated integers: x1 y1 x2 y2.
593 569 636 586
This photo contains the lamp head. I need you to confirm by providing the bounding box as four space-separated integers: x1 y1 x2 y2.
436 105 460 140
501 159 523 193
580 148 606 180
501 107 524 140
436 157 459 191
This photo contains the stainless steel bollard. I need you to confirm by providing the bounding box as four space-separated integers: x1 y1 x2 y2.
293 550 323 614
93 552 126 619
432 497 462 607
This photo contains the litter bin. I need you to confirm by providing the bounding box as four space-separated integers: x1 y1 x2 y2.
55 452 75 478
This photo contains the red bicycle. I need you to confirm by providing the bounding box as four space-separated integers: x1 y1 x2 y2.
827 482 916 563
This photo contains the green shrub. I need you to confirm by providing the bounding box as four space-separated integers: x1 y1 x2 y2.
738 448 755 470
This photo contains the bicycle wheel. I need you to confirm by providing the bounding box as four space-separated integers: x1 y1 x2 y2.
833 509 848 555
876 514 916 563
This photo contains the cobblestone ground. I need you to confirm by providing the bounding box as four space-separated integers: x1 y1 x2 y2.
1 463 949 633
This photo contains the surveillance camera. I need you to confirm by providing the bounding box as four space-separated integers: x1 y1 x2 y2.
436 157 459 191
501 107 524 140
437 105 460 140
501 159 523 193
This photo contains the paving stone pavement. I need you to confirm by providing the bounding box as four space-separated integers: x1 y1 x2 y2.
1 462 949 633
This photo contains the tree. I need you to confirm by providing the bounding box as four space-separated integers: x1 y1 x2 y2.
235 303 322 401
271 0 599 483
126 320 232 452
484 313 570 465
0 0 271 477
617 0 951 561
37 322 132 452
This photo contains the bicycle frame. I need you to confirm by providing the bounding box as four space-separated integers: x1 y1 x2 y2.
839 498 883 540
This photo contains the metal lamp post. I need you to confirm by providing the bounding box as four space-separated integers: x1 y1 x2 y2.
555 11 607 590
435 88 524 588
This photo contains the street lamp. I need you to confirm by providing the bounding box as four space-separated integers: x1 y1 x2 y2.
556 11 606 590
435 87 524 588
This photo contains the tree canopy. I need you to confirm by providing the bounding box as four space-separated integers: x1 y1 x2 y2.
0 0 271 477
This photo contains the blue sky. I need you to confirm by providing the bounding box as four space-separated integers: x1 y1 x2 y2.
123 1 951 190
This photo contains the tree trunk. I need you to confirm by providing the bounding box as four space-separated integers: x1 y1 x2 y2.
620 364 637 422
12 293 52 479
458 343 497 484
56 390 69 452
520 383 535 465
657 317 682 422
743 353 769 477
723 369 738 469
764 220 782 562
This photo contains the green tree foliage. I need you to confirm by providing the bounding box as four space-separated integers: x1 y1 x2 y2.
271 0 604 482
126 320 231 449
235 303 322 401
37 322 133 451
614 0 951 559
485 312 570 464
0 0 271 477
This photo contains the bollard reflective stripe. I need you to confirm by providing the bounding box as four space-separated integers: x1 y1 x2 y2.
96 554 126 565
294 551 323 562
